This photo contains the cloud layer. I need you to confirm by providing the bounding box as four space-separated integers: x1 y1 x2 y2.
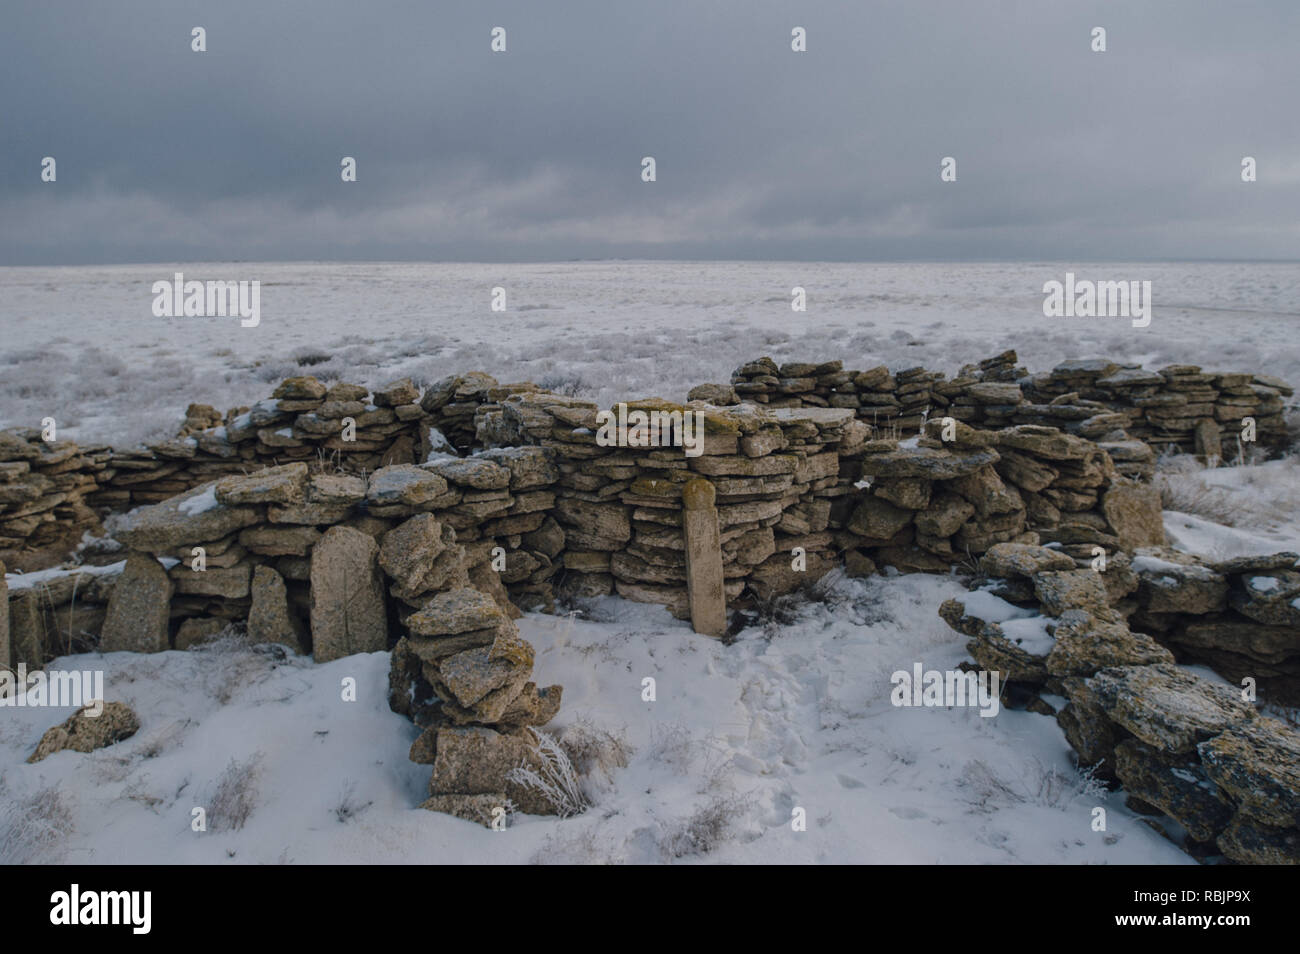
3 0 1298 263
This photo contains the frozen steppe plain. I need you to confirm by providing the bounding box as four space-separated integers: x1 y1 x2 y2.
2 261 1297 446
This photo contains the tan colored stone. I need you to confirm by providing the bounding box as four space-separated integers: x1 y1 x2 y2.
100 553 173 653
682 478 726 638
28 701 139 762
248 566 306 652
309 526 387 662
1102 481 1165 551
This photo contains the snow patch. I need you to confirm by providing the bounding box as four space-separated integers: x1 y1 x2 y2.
4 560 126 591
178 485 219 516
961 588 1038 624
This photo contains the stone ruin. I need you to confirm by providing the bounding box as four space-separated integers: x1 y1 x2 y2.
2 349 1297 842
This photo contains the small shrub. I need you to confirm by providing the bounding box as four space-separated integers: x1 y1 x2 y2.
744 568 848 638
333 780 372 823
529 825 616 865
645 723 695 775
960 757 1104 813
209 754 263 832
663 794 749 858
536 373 591 397
292 348 333 367
960 759 1022 813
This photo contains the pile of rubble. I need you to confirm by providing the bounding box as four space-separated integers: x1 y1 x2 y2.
1128 549 1300 705
940 540 1300 864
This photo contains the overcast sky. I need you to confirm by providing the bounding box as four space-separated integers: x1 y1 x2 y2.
2 0 1298 264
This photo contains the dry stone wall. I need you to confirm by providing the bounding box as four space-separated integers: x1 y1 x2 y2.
1 429 113 572
721 351 1293 458
2 353 1297 833
475 388 857 618
88 375 436 512
97 454 560 658
4 352 1295 677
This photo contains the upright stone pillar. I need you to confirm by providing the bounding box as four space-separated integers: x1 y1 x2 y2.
682 478 726 638
100 553 173 653
310 525 387 662
0 560 10 691
1194 419 1222 466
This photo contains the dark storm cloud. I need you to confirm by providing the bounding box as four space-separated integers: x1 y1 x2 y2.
2 0 1297 263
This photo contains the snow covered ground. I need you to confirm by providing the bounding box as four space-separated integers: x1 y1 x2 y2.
1 260 1297 447
1159 457 1300 560
0 574 1195 865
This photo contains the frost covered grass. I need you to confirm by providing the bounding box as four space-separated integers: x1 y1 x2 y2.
1155 453 1300 530
1156 454 1300 559
507 729 589 818
208 754 263 832
0 782 75 864
662 793 753 859
960 758 1108 814
1156 471 1254 528
554 719 632 802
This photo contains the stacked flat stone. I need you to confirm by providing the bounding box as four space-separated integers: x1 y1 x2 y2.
91 375 434 511
422 447 562 612
943 379 1025 429
389 587 563 825
85 448 556 657
79 355 1298 522
940 543 1300 864
419 371 504 452
1127 549 1300 705
106 463 327 654
744 406 857 598
0 429 113 571
480 386 858 616
727 354 1294 458
840 420 1164 575
4 354 1295 654
1023 361 1292 457
961 349 1026 383
729 358 861 410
